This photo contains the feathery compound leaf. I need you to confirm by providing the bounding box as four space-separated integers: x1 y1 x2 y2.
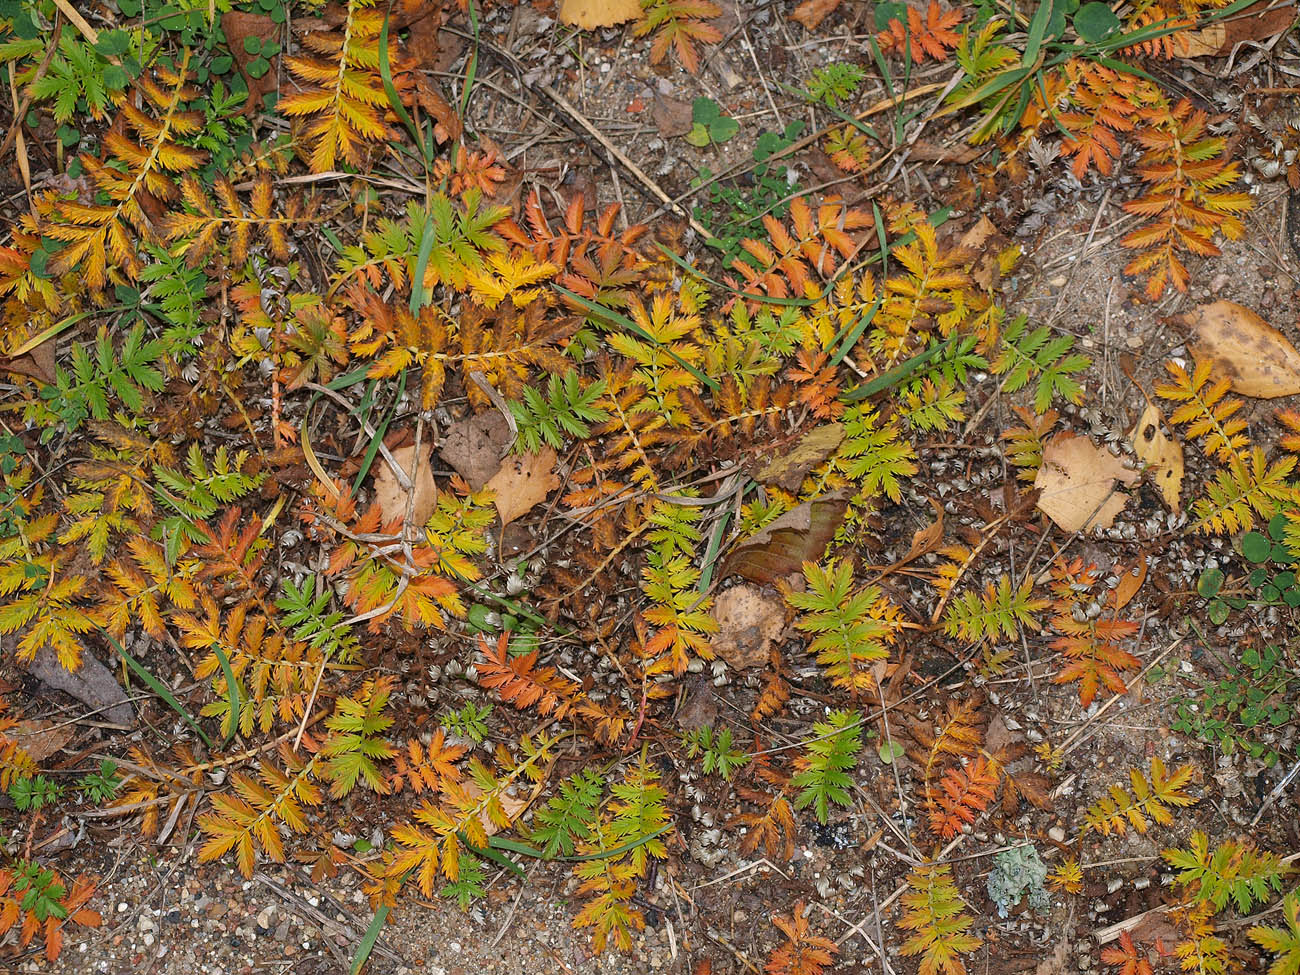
44 54 207 290
197 749 322 877
1249 892 1300 975
899 863 982 975
765 901 837 975
942 575 1046 644
1163 831 1289 913
1083 757 1197 837
509 370 609 453
320 675 397 798
530 768 603 859
280 2 400 171
1191 449 1297 536
989 315 1090 413
791 709 861 824
1156 358 1247 463
927 755 998 838
787 559 902 693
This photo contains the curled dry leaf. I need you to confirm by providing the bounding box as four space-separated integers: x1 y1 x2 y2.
710 584 785 669
374 442 438 525
1129 403 1183 512
722 492 848 585
1034 433 1138 533
1111 560 1148 612
559 0 642 29
486 447 561 527
1177 300 1300 399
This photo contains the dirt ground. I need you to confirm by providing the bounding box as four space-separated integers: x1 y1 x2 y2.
6 1 1300 973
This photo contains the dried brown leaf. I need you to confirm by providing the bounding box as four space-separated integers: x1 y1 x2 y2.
1034 433 1137 533
1179 300 1300 399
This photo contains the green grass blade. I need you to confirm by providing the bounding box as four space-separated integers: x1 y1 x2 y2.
349 903 389 975
841 335 956 402
210 640 240 744
101 628 213 749
379 8 423 160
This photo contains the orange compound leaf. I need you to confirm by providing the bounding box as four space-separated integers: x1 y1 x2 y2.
475 633 580 717
927 755 999 838
765 901 837 975
1101 931 1154 975
634 0 724 75
877 1 963 63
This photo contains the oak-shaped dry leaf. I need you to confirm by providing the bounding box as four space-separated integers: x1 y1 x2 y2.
1034 433 1138 533
1177 3 1296 57
1129 403 1183 512
1178 300 1300 398
374 442 438 525
486 447 560 526
710 584 785 669
559 0 642 29
755 423 844 491
791 0 845 30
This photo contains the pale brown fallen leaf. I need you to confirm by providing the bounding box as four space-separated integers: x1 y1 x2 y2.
374 442 438 525
559 0 642 29
710 584 785 669
1034 433 1138 533
1034 941 1070 975
10 719 74 761
791 0 845 30
440 411 510 489
1129 403 1183 512
486 448 560 526
651 93 694 139
755 423 844 491
1178 2 1296 57
1178 300 1300 399
221 12 280 112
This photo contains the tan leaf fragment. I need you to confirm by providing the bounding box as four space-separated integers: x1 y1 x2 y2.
1178 300 1300 399
791 0 845 30
755 423 844 491
1129 403 1183 512
374 442 438 525
10 719 74 761
710 585 785 670
559 0 642 29
486 447 560 526
1034 433 1138 533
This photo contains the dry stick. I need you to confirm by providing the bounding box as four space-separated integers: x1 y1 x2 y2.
49 0 98 43
0 20 61 164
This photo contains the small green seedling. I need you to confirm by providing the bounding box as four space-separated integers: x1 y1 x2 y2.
685 98 739 147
